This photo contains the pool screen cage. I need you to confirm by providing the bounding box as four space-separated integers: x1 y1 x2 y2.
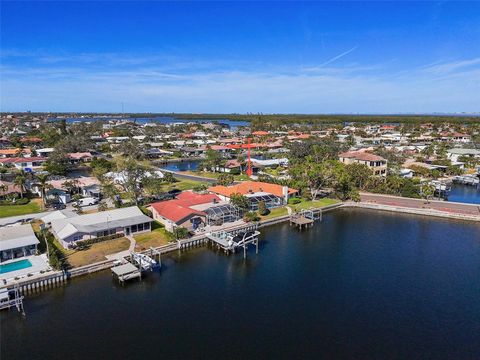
247 194 283 211
205 204 241 226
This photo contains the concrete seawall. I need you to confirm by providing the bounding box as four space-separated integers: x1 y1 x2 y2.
4 200 478 295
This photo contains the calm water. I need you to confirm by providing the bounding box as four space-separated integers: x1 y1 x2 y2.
448 183 480 204
160 159 200 172
2 209 480 359
51 116 250 129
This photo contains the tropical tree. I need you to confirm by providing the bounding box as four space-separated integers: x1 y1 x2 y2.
201 146 225 172
230 193 250 211
420 183 435 204
258 200 269 216
35 173 51 206
289 159 343 200
345 163 372 190
216 173 234 186
14 171 27 198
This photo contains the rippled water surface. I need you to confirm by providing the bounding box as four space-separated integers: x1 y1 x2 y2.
2 209 480 359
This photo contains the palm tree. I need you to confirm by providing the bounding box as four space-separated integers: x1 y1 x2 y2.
14 171 27 198
35 173 51 206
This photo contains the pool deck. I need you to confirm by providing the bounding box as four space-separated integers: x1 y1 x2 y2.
0 255 51 284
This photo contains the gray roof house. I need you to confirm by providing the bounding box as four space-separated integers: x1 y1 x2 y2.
0 224 40 262
50 206 153 249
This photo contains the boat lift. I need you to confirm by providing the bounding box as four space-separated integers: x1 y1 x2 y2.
206 227 261 259
0 285 25 316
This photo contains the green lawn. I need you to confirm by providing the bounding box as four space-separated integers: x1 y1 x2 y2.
290 198 340 212
259 206 289 220
0 199 43 218
62 237 131 268
166 178 209 191
134 221 174 250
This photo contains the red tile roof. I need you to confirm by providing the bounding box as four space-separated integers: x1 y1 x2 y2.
339 151 386 162
0 156 47 164
149 192 221 223
208 181 297 198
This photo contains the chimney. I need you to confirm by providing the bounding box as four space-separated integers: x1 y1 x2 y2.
282 186 289 203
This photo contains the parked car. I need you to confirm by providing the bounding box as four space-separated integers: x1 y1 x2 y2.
76 197 99 207
52 203 66 210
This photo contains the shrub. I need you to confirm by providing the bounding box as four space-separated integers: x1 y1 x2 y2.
258 201 269 216
173 226 189 239
288 197 302 205
243 211 260 222
0 198 30 206
229 168 241 175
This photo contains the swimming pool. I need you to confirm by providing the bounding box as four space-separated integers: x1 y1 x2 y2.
0 259 33 274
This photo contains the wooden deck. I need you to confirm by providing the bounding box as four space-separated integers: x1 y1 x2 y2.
290 215 314 229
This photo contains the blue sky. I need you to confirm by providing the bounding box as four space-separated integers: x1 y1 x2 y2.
1 1 479 113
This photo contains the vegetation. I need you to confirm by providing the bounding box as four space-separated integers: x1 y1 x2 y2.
62 237 131 268
134 221 174 250
0 198 43 218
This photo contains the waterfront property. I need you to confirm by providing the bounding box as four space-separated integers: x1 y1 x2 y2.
0 224 39 263
3 209 480 359
208 181 299 211
148 191 240 232
339 151 388 176
50 206 153 249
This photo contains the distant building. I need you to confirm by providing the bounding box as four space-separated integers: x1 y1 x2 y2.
447 148 480 163
338 151 387 176
0 156 47 171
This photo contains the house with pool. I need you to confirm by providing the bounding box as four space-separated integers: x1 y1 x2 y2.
49 206 153 249
0 224 39 263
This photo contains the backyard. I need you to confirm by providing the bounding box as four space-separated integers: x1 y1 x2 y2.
290 198 340 211
134 221 174 250
60 237 131 268
0 198 43 218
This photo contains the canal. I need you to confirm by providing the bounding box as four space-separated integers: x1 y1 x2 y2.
2 208 480 359
447 183 480 204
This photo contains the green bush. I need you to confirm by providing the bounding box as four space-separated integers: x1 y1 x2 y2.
288 197 302 205
258 201 269 216
0 198 30 206
243 211 260 222
229 168 241 175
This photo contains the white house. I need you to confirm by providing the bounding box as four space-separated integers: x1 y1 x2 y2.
0 224 39 262
50 206 153 249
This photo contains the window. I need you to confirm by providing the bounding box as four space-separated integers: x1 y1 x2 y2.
138 223 144 232
131 224 138 233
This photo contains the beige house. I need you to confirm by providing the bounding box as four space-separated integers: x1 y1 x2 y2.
339 151 387 176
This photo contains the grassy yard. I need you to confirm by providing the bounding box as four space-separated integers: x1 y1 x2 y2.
166 178 209 191
290 198 340 212
0 198 43 218
134 221 174 251
61 237 131 268
259 206 289 220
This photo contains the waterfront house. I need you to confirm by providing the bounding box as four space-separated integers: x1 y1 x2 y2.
50 206 153 249
0 224 39 263
208 181 299 211
149 191 239 232
338 151 388 176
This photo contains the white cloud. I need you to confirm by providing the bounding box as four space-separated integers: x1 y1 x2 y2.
1 54 479 113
